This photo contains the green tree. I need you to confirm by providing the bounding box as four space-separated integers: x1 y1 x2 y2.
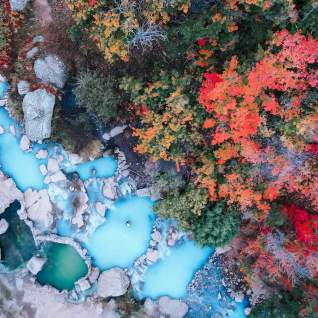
74 70 120 121
190 201 240 247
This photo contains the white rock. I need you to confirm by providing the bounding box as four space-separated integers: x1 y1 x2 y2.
36 149 48 159
27 256 46 275
9 0 29 11
88 267 100 284
103 180 117 200
26 47 39 59
0 126 4 134
245 307 252 316
34 55 67 88
102 133 111 141
95 202 106 216
76 278 91 292
215 245 232 255
136 188 150 197
146 249 159 263
121 170 129 177
32 35 44 43
39 164 47 176
145 297 188 318
151 230 161 242
158 297 188 318
0 219 9 235
47 158 59 173
20 135 31 151
24 189 53 228
97 268 130 298
23 89 55 141
0 172 23 214
43 175 51 184
68 153 83 165
109 125 127 138
17 80 30 95
49 171 66 183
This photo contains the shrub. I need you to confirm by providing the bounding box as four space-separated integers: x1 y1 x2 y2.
74 70 120 121
190 201 240 247
51 110 103 159
154 184 209 229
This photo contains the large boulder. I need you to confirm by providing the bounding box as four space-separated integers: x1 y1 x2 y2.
24 188 53 228
0 172 23 214
34 55 67 88
22 89 55 141
27 256 46 275
144 297 188 318
97 268 130 298
9 0 29 11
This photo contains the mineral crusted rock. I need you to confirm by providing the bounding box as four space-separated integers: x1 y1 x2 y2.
20 135 31 151
103 179 117 200
75 278 91 292
26 256 46 275
0 219 9 235
17 80 30 95
144 297 188 318
0 172 23 214
47 158 59 173
136 188 151 197
97 268 130 298
88 267 100 284
36 149 48 159
34 55 67 88
68 153 82 165
24 188 53 228
146 249 159 263
50 171 66 183
167 228 179 247
95 202 106 216
23 89 55 141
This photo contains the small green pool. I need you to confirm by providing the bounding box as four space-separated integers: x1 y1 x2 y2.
37 242 88 291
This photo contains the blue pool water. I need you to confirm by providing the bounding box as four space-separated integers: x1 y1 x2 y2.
85 196 155 269
140 241 212 299
65 156 117 180
0 109 44 191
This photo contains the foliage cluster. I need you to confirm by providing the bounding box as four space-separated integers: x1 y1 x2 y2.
74 70 120 121
115 1 318 315
0 1 24 71
66 0 191 63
